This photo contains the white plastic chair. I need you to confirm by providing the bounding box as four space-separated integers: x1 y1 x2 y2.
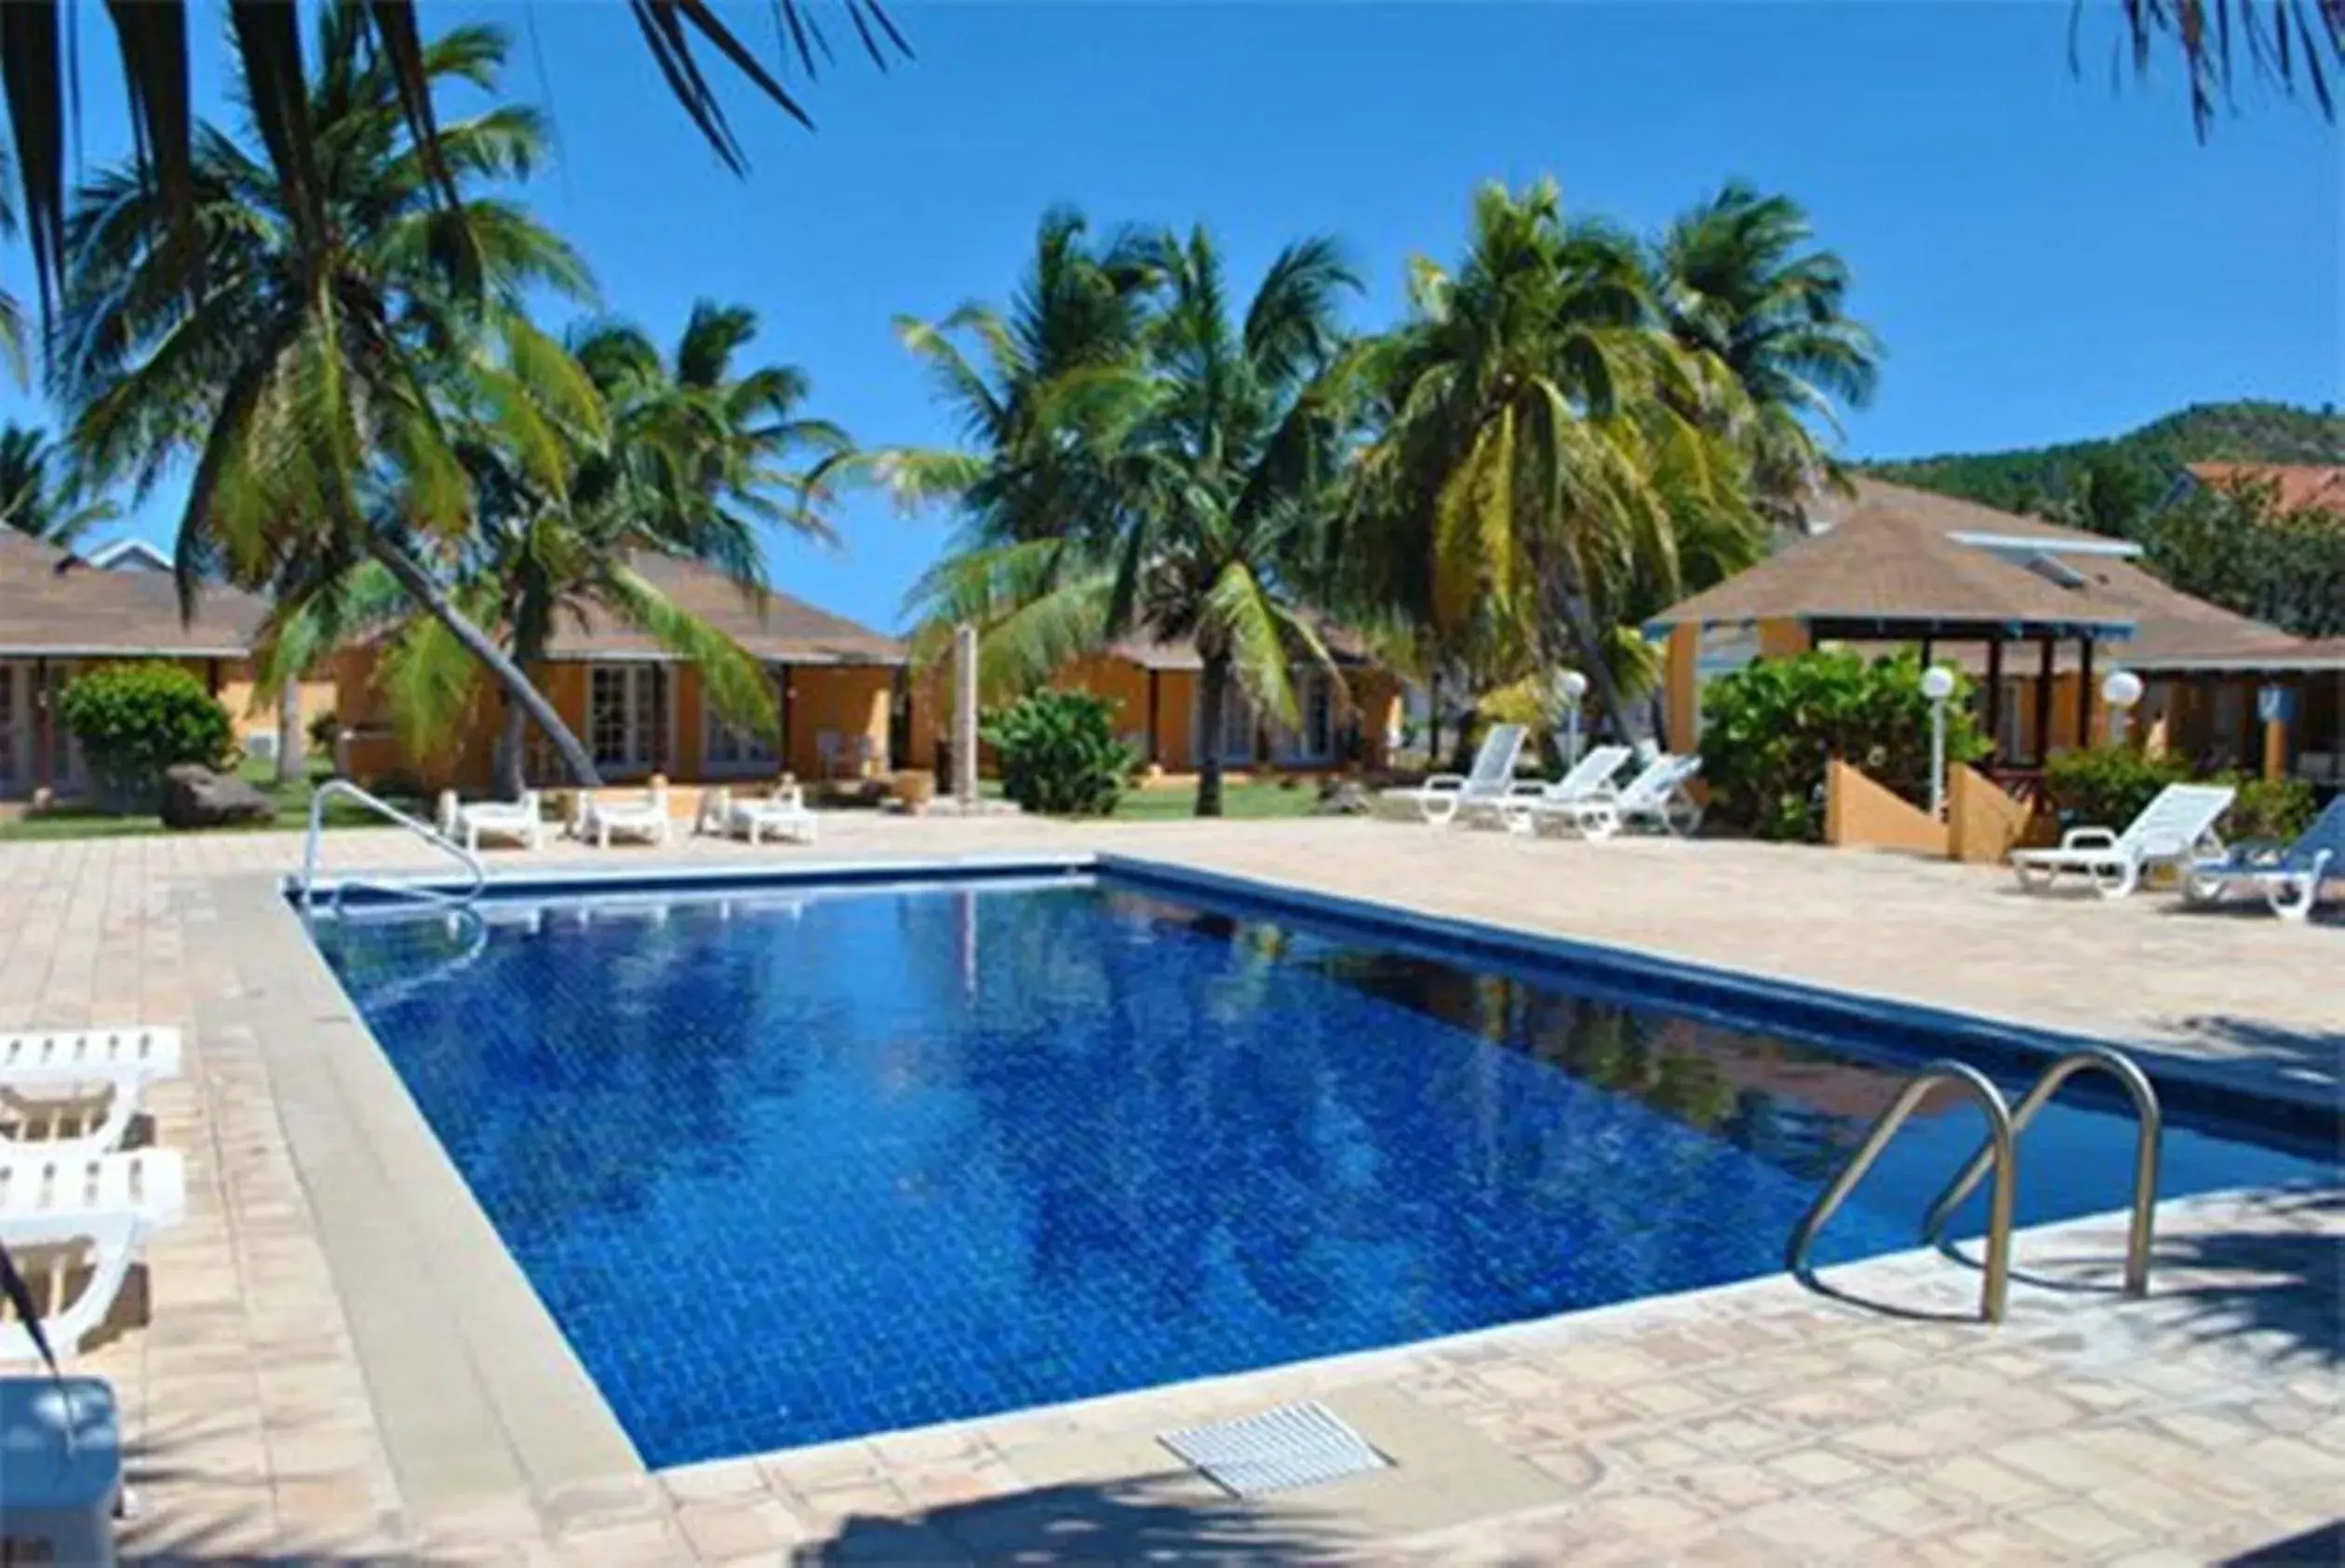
1535 752 1704 839
2010 783 2234 899
698 784 819 847
0 1149 185 1362
1499 744 1632 837
1379 725 1529 826
0 1029 182 1160
572 785 671 849
436 789 543 852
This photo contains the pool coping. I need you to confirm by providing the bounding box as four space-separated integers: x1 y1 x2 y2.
268 847 2340 1537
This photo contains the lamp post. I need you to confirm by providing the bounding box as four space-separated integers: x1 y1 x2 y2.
1922 664 1957 820
2103 669 2145 746
1558 669 1589 767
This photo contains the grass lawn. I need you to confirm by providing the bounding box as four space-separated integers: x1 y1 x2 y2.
1112 777 1324 821
0 759 406 842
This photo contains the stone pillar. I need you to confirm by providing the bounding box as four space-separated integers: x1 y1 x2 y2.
952 623 979 808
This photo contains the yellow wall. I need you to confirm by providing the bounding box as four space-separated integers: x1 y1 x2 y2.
784 663 894 780
1947 763 2040 863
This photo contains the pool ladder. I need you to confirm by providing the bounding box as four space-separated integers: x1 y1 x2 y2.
299 779 487 916
1785 1047 2163 1324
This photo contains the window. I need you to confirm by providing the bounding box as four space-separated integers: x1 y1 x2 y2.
0 665 19 788
1303 673 1334 759
590 665 669 773
704 674 778 775
43 662 84 790
1195 684 1256 765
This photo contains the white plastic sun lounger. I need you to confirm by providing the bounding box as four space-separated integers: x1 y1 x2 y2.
1534 752 1704 839
436 789 543 852
2183 795 2345 921
573 786 671 849
697 784 819 847
2010 782 2234 899
0 1148 186 1361
0 1029 182 1159
1380 724 1528 826
1497 744 1632 836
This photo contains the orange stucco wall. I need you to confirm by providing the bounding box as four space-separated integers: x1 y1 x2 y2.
332 650 904 793
1947 763 2038 863
1823 757 1949 856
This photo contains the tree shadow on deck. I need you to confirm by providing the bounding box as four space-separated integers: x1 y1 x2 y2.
2150 1012 2345 1104
791 1471 1361 1565
2150 1186 2344 1368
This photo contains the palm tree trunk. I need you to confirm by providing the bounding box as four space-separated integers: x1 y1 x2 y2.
1549 570 1642 747
493 702 529 800
275 677 304 784
366 538 604 787
1195 652 1230 818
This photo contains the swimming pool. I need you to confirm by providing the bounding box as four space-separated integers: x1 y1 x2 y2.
309 864 2330 1467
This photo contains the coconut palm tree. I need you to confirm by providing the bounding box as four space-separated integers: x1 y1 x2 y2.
1345 179 1759 741
55 5 613 783
1642 181 1882 525
903 223 1364 816
0 421 115 546
878 206 1160 543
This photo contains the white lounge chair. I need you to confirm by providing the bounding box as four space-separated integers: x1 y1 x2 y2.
0 1148 186 1361
1380 724 1529 826
1534 752 1704 839
0 1029 181 1159
573 785 671 849
1498 744 1633 837
436 789 543 852
2010 782 2234 899
697 784 819 847
2183 795 2345 921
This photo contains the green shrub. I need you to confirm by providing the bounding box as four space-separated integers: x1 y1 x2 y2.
57 662 235 811
981 690 1133 816
2219 773 2317 842
1698 649 1988 841
2044 746 2189 830
307 708 341 756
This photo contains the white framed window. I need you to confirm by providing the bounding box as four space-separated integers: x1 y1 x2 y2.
589 664 670 774
1193 683 1256 765
703 674 778 776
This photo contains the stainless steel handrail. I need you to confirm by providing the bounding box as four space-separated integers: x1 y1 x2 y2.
1922 1046 2162 1298
1787 1060 2017 1324
300 780 487 915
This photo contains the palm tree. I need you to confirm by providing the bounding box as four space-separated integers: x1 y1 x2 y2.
1346 179 1759 742
901 223 1364 816
56 5 613 783
0 421 115 546
1642 181 1882 525
878 206 1160 543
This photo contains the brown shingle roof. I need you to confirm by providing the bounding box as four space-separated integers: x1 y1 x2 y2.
2185 463 2345 515
1647 479 2142 637
1652 477 2308 672
1107 621 1380 671
539 554 905 664
0 529 265 657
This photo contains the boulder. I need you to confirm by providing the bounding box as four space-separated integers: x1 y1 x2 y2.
1315 779 1374 816
160 764 275 830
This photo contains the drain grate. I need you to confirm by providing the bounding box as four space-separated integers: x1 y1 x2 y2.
1158 1400 1391 1497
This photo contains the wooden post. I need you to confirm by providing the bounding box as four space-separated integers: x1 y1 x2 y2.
2032 637 2056 766
30 655 49 792
1146 669 1161 764
1984 637 2004 764
776 662 794 775
952 623 980 807
2077 637 2096 750
2263 713 2287 782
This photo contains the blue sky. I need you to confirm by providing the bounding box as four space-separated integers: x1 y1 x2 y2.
7 2 2338 633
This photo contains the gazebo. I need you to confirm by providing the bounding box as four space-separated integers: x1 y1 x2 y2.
1646 479 2325 789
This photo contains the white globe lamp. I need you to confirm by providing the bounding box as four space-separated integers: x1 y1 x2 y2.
1921 664 1957 819
1557 669 1590 766
2103 669 2145 744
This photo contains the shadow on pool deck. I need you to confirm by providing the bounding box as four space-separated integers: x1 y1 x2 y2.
2155 1012 2345 1098
2225 1518 2345 1565
792 1472 1362 1564
2156 1187 2345 1369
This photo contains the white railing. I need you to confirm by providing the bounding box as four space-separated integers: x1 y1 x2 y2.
300 780 487 916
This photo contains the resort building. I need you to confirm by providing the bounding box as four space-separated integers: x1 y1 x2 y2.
334 554 918 794
1649 478 2344 787
1052 634 1405 775
0 529 328 799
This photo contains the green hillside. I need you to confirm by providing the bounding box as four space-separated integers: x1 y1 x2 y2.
1862 400 2344 524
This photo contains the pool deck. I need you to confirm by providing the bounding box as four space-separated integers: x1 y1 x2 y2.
1 814 2336 1564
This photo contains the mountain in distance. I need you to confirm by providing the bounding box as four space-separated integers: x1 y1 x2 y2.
1860 400 2344 521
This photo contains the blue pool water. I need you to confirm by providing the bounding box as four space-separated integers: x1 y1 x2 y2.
312 872 2331 1466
